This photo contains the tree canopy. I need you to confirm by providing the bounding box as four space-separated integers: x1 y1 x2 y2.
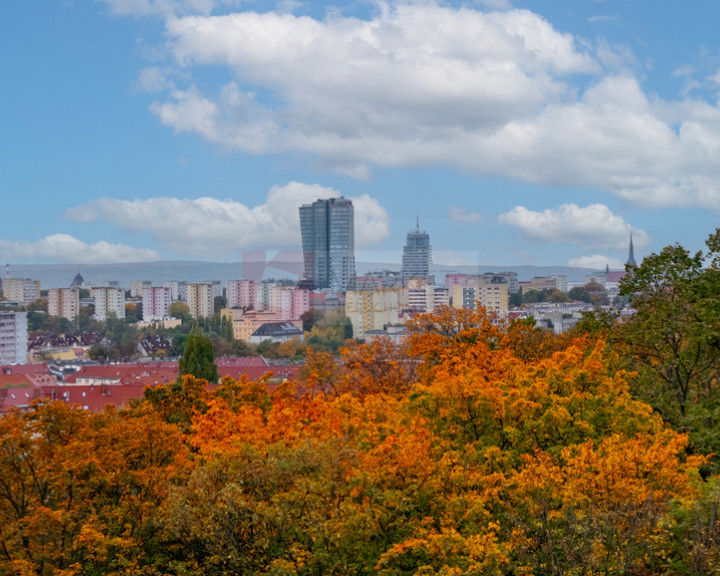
178 332 218 383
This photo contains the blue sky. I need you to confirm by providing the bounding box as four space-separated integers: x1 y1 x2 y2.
2 0 720 269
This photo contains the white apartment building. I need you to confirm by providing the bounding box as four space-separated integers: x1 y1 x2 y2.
92 287 126 321
0 311 28 364
142 286 172 321
2 278 40 305
48 287 80 321
130 281 153 297
186 283 214 319
163 281 187 301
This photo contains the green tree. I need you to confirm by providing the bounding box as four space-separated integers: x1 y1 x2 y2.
179 333 218 383
509 292 523 308
568 286 592 303
619 232 720 468
168 301 191 322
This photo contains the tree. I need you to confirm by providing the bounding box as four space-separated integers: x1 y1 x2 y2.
619 233 720 468
213 295 227 314
125 302 141 323
179 333 218 383
168 301 191 322
568 285 592 303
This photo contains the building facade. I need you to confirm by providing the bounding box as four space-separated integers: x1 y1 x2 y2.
48 288 80 321
451 278 509 314
92 287 126 321
346 288 402 339
0 311 28 364
227 279 257 309
401 220 432 285
186 283 215 319
142 287 172 321
299 197 356 291
2 278 41 305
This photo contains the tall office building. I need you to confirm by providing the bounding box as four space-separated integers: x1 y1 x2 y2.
0 311 28 364
401 219 432 285
299 197 356 291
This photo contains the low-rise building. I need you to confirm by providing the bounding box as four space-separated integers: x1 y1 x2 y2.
250 322 304 344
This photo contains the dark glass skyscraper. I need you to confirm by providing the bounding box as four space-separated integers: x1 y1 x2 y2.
299 197 356 291
401 219 432 285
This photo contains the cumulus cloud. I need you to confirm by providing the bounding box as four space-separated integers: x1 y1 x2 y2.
65 182 390 258
499 203 649 251
448 207 483 224
0 234 160 264
108 1 720 210
568 254 625 269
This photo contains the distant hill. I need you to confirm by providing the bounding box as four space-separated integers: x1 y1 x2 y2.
3 260 599 289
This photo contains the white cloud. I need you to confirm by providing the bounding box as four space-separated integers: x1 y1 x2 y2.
0 234 160 264
112 1 720 210
568 254 625 269
499 203 649 251
134 67 174 93
65 182 390 258
448 206 483 224
275 0 302 14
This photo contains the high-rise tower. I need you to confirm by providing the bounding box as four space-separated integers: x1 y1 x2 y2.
401 218 432 285
299 197 356 291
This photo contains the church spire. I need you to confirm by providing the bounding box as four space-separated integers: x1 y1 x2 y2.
626 233 637 268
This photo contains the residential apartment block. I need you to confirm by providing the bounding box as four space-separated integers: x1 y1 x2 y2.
2 278 40 305
451 278 509 314
48 287 80 321
186 283 214 319
130 281 153 297
163 281 187 301
92 287 126 321
346 288 403 340
0 311 28 364
142 286 172 321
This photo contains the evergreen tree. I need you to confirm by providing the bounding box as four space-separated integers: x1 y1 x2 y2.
179 333 218 383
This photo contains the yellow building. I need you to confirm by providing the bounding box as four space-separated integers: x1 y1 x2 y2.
451 279 509 314
48 288 80 321
186 283 214 319
3 278 41 305
346 288 406 340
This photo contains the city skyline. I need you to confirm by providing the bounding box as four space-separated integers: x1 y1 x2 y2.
3 1 720 268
